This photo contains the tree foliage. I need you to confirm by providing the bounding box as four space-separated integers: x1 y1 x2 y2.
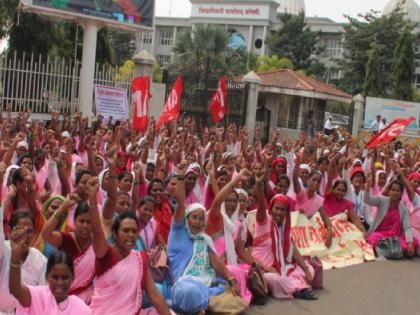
391 26 415 101
363 41 382 97
337 9 410 96
171 24 251 76
266 12 322 75
256 55 293 72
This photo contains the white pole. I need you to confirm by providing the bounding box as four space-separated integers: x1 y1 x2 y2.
79 21 99 120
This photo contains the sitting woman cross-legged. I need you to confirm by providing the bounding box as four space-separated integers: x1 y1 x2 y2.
168 161 241 315
364 176 418 257
253 170 317 300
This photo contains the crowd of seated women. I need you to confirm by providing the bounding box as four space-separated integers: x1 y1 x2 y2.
0 110 419 315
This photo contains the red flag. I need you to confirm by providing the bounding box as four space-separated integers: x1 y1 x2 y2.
366 117 415 148
209 78 228 123
156 75 182 129
132 76 151 133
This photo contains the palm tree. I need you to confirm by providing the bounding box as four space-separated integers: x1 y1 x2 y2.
171 24 248 76
256 55 294 72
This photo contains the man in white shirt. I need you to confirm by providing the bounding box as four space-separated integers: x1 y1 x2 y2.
379 117 387 131
324 115 334 135
370 115 381 133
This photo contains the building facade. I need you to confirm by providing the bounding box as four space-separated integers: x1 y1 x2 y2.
136 0 420 85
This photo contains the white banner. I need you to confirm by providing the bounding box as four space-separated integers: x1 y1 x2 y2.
364 97 419 133
191 3 269 20
94 85 128 122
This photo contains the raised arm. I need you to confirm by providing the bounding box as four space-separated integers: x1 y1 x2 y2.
9 229 32 308
87 176 109 258
41 194 78 248
102 147 118 221
363 175 382 207
325 154 337 195
255 169 267 223
208 169 251 215
51 147 70 197
173 161 187 224
293 156 302 194
130 162 142 212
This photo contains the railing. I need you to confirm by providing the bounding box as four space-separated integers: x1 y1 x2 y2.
0 51 133 115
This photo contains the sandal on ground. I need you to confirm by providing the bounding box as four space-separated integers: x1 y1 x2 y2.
293 289 318 300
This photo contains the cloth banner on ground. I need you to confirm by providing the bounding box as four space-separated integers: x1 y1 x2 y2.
156 75 182 129
291 212 375 270
132 76 151 133
366 117 416 148
209 77 228 123
94 85 128 122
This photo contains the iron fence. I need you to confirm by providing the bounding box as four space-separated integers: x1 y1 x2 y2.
0 51 133 115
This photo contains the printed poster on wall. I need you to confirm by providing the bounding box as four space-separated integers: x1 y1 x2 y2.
364 97 419 134
94 85 128 122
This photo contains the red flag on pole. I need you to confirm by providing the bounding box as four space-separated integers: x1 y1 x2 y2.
366 117 415 148
209 77 228 123
132 76 151 133
156 75 182 130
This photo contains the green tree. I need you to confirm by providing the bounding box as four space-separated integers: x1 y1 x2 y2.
171 24 249 76
108 30 136 66
363 41 382 97
256 55 293 72
337 9 409 95
391 26 415 101
0 0 16 39
266 12 321 73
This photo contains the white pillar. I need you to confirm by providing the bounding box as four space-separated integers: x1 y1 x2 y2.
243 71 262 143
352 94 365 137
261 26 267 55
247 25 254 53
171 26 178 61
79 22 99 120
151 28 157 56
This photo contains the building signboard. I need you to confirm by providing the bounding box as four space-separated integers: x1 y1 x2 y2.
191 3 269 20
21 0 154 30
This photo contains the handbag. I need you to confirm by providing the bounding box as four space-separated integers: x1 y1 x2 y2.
148 246 172 283
303 256 324 289
247 263 269 305
208 288 248 315
375 236 403 259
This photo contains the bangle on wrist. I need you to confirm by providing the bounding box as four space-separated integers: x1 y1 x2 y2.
227 277 237 286
10 260 21 269
176 175 185 181
133 180 140 186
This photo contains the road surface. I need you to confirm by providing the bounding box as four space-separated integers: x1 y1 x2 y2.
248 259 420 315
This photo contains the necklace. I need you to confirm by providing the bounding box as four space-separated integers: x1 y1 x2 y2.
57 298 69 311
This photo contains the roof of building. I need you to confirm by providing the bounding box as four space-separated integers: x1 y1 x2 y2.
238 69 352 102
383 0 420 23
274 0 305 14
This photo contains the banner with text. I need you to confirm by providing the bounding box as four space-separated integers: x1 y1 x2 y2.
291 212 375 270
94 85 128 122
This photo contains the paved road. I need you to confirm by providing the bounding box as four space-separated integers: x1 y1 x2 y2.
248 259 420 315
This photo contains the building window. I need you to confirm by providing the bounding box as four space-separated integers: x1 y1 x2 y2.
158 55 171 64
325 39 343 58
142 33 152 44
160 30 173 46
277 95 300 129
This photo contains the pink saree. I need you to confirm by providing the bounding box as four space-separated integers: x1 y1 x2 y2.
213 220 252 304
16 285 91 315
295 189 324 218
90 250 147 315
252 214 314 299
69 245 96 304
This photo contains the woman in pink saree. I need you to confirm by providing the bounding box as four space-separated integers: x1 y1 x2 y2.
207 170 255 305
41 195 95 304
86 176 172 315
293 160 333 248
252 170 317 300
9 245 91 315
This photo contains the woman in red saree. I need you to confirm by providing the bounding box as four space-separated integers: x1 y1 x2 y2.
86 176 172 315
41 194 95 304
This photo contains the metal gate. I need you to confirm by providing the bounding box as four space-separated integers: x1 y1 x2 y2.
164 60 248 130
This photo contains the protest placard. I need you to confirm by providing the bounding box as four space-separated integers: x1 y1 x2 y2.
94 85 128 122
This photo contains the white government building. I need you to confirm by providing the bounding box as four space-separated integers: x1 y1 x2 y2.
136 0 420 85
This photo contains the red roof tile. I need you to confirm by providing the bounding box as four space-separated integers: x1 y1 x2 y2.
249 69 352 99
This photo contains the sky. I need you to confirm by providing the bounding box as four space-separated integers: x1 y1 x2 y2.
155 0 403 22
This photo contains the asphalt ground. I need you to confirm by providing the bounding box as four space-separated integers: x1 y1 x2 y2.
247 258 420 315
